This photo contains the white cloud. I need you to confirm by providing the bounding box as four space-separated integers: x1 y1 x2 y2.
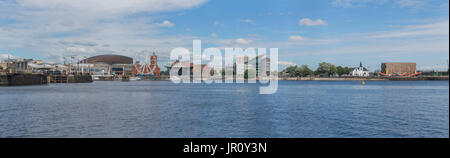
396 0 424 8
235 38 252 45
214 20 224 27
278 61 297 66
58 40 97 47
367 20 449 39
66 47 97 54
418 65 449 71
289 35 307 41
271 20 449 67
331 0 425 8
0 0 209 63
331 0 376 8
299 18 328 26
240 19 256 25
156 20 175 28
16 0 209 16
0 54 20 61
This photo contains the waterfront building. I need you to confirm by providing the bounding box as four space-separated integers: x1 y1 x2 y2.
80 54 134 78
28 62 67 72
167 60 214 77
228 55 271 77
381 62 416 76
1 58 33 73
244 54 271 77
0 62 7 71
350 62 370 77
1 58 66 74
131 53 161 77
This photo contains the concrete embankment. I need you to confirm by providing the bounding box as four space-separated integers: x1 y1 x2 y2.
280 77 385 81
0 73 93 86
0 73 47 86
387 76 449 81
48 74 93 83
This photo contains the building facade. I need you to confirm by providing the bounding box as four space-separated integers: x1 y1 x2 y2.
381 63 416 76
132 53 161 77
81 54 134 78
350 62 370 77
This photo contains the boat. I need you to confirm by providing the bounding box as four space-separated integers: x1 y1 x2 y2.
129 76 142 81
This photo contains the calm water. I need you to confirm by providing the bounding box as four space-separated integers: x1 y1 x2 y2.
0 81 448 138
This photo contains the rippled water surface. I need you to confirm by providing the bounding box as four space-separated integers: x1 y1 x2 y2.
0 81 448 138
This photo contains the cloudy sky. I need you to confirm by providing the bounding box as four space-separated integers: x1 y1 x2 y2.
0 0 449 70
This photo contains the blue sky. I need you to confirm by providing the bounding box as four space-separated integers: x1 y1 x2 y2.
0 0 449 71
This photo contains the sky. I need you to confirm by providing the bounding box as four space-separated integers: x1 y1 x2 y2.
0 0 449 71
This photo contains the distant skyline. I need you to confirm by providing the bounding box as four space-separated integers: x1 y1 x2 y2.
0 0 449 71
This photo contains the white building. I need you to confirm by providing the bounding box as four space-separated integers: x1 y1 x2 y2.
351 62 370 77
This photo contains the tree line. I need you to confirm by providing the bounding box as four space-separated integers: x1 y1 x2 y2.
280 62 354 77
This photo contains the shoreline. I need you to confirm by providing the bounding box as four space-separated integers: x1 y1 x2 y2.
102 76 449 82
278 76 449 81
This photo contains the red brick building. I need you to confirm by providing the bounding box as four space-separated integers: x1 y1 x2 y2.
132 53 160 77
381 63 416 75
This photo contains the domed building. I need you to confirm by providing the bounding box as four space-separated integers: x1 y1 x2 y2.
77 54 134 79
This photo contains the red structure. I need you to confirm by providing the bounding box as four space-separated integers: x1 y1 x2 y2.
379 62 420 77
132 53 160 77
150 53 160 76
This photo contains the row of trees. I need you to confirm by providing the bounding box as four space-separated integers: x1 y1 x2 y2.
281 62 354 77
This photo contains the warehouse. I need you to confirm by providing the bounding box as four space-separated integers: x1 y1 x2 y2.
381 63 416 76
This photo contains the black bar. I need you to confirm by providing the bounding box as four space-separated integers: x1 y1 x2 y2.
1 138 448 157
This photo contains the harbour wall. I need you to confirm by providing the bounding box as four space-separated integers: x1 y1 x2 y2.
0 73 47 86
48 74 93 83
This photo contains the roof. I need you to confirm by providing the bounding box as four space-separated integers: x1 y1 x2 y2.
353 67 369 71
382 62 416 65
84 55 133 65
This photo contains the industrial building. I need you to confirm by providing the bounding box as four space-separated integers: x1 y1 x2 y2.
381 63 416 76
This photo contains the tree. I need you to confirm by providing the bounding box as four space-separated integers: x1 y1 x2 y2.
299 65 313 76
244 69 249 79
244 69 256 79
281 65 313 77
0 66 3 70
315 62 337 76
283 65 300 77
336 66 352 76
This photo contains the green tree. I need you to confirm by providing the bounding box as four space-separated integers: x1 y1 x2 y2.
283 65 300 77
336 66 352 76
0 66 3 70
244 69 256 79
299 65 313 77
244 69 248 79
281 65 313 77
315 62 337 76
